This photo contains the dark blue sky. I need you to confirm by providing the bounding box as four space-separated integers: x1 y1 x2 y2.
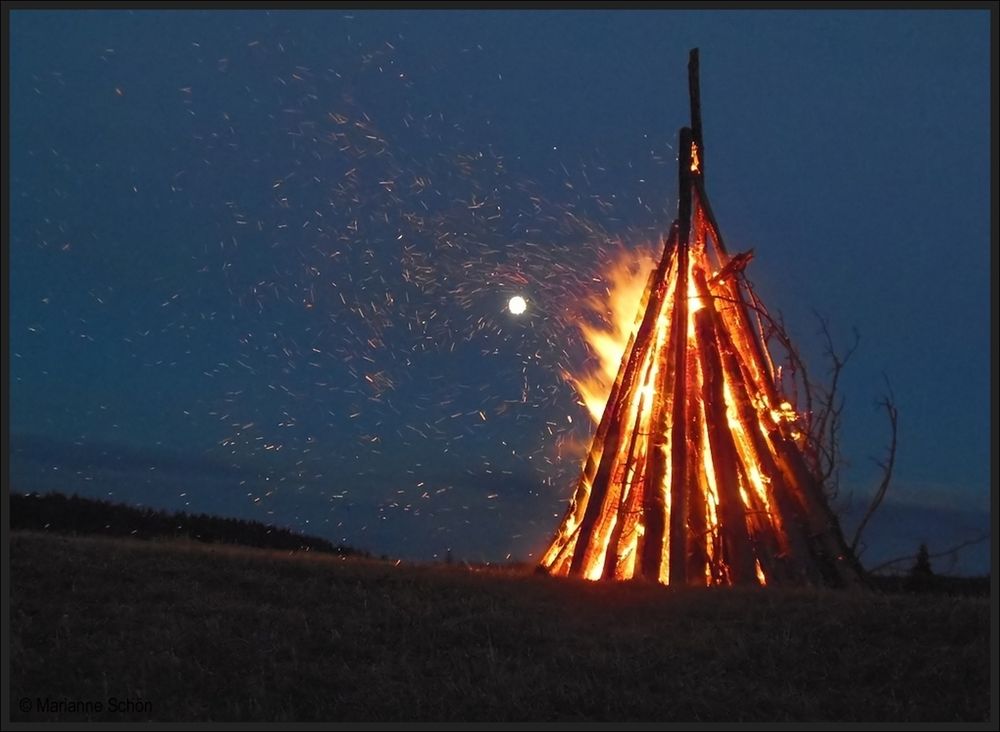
9 10 991 572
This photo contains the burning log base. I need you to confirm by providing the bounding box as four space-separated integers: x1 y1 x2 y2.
541 50 863 587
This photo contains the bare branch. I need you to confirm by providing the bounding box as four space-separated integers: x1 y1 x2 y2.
866 531 990 575
810 315 860 496
850 376 898 554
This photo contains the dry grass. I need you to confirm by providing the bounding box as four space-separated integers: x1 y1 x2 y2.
10 531 991 722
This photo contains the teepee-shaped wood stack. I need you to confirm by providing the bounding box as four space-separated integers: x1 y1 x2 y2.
540 50 863 587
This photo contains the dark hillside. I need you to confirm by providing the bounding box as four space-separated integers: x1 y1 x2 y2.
10 532 990 723
9 491 362 556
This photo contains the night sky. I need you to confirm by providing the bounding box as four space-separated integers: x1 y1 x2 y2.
9 10 991 573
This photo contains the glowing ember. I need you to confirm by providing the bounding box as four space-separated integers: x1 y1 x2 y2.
507 295 527 315
541 48 862 589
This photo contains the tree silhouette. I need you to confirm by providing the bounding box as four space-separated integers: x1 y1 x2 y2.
911 543 934 578
905 542 934 592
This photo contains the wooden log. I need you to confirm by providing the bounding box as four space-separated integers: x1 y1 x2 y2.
634 275 677 581
641 129 695 582
713 308 859 587
690 268 780 584
686 380 710 584
568 235 678 576
768 434 865 586
612 460 648 579
701 277 824 586
568 354 641 575
540 327 635 571
601 356 656 579
695 300 756 585
683 267 712 585
667 128 695 586
694 181 783 406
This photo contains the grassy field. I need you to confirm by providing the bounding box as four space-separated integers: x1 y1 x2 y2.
9 531 992 723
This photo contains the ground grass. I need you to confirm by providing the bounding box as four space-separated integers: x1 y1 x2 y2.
9 531 992 722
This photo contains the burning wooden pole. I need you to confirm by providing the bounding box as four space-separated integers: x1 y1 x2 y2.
688 48 704 178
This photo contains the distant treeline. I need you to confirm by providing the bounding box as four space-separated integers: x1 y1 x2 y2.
867 573 989 598
10 492 365 557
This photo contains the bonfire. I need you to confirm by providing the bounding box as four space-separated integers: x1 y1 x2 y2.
541 50 863 587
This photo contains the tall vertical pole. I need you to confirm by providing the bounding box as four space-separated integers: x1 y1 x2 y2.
688 48 704 179
666 126 694 585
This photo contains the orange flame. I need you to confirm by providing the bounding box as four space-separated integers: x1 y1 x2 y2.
545 231 817 588
568 246 657 423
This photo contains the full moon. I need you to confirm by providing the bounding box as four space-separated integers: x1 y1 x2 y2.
507 295 527 315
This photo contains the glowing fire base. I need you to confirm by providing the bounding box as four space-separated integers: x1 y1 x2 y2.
540 50 862 587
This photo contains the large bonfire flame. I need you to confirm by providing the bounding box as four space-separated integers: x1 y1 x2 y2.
542 49 861 588
566 247 657 424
